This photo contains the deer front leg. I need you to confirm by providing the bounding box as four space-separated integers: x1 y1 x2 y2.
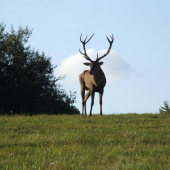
84 90 90 115
81 88 85 115
99 90 103 115
89 91 95 116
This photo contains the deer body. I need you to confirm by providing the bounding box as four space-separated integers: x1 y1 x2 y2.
80 67 106 89
79 34 114 116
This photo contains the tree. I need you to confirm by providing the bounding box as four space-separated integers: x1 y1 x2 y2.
0 23 79 115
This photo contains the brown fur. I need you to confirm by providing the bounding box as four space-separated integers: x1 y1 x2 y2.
79 63 106 116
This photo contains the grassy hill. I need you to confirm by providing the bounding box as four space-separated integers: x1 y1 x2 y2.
0 114 170 169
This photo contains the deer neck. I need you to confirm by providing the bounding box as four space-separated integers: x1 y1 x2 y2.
91 69 105 87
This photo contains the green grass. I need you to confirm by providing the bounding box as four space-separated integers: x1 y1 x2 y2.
0 114 170 170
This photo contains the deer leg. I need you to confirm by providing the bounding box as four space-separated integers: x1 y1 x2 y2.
89 91 95 116
81 88 85 115
99 90 103 115
84 90 90 115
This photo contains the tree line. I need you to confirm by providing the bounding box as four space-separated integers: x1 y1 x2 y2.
0 23 80 115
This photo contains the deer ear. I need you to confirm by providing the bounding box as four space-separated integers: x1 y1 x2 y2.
83 62 90 66
99 62 104 65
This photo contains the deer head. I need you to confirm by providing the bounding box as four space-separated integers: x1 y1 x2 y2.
79 34 114 76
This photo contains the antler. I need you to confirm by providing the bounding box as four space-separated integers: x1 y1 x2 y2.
79 33 94 62
96 34 114 61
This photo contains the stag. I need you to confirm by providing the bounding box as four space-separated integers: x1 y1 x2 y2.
79 34 114 116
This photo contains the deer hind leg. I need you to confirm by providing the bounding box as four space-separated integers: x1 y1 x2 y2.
84 90 90 115
99 90 104 115
89 91 95 116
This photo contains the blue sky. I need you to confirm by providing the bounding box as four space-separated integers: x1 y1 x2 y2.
1 0 170 114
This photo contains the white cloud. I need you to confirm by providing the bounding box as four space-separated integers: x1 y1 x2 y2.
55 49 132 85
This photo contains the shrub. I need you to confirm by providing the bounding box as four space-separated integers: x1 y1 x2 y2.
159 101 170 114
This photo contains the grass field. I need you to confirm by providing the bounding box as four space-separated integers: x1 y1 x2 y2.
0 114 170 170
